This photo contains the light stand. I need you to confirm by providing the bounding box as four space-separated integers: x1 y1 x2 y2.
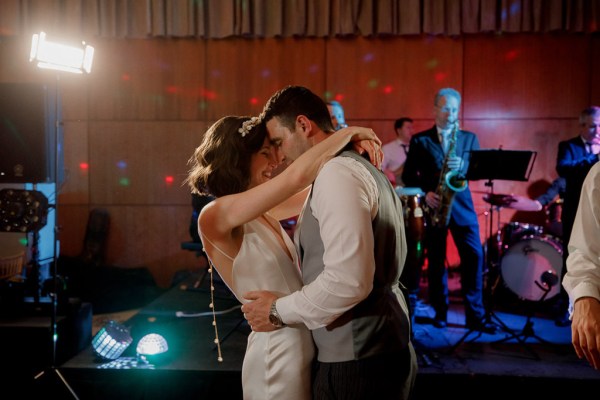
29 31 94 399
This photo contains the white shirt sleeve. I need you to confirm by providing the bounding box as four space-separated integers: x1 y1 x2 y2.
277 156 379 329
563 163 600 303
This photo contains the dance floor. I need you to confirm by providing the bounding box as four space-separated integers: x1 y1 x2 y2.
15 268 600 399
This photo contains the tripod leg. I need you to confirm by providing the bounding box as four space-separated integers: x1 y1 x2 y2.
447 327 483 354
33 367 79 399
490 312 541 360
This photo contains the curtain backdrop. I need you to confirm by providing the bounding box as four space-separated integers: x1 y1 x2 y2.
1 0 599 39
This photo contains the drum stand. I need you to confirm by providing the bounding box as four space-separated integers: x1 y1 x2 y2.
449 179 538 358
448 149 537 354
492 271 558 358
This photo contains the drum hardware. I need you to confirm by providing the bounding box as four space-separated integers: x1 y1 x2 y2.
450 149 536 354
396 187 426 313
544 199 563 238
493 269 559 358
396 187 435 367
483 192 541 211
500 221 545 254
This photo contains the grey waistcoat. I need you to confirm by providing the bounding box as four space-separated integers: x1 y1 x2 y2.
298 150 411 362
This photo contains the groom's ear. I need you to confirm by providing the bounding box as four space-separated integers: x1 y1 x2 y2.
296 115 313 136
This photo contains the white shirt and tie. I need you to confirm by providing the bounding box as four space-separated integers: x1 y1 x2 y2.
437 127 452 154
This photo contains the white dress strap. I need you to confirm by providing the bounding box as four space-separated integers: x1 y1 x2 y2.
201 232 235 261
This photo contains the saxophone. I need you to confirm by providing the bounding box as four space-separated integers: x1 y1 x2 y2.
430 120 468 228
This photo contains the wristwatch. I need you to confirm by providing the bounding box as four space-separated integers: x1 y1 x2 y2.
269 300 285 328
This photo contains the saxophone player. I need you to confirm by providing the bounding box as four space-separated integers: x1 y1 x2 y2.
402 88 497 333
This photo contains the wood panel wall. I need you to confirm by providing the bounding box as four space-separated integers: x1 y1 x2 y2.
1 33 598 287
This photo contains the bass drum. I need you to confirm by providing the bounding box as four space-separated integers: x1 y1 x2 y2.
500 235 563 302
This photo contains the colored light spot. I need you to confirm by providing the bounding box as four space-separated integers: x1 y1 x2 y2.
425 59 439 69
308 64 319 74
250 97 259 105
434 72 448 82
201 89 217 100
367 80 378 89
505 50 519 61
79 162 89 170
117 161 127 169
165 176 174 184
119 177 130 186
383 85 393 94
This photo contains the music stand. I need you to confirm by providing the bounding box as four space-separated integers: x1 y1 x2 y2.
468 149 536 268
466 149 536 182
449 149 539 357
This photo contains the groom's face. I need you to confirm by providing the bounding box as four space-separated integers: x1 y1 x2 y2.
266 117 310 165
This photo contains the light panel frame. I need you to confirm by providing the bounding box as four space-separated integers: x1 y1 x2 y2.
30 31 94 74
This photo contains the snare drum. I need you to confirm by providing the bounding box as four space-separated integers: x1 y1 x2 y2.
501 222 544 250
500 235 563 301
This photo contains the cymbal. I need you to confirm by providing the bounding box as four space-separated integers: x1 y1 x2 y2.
483 193 514 207
482 193 542 211
509 195 543 211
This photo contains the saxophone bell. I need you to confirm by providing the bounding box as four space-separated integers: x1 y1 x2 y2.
445 170 468 192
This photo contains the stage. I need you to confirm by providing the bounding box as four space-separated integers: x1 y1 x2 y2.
19 269 600 399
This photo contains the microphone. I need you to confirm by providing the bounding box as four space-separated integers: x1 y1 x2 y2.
534 270 559 292
541 270 559 288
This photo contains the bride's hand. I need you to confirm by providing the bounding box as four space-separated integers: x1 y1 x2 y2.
342 126 383 169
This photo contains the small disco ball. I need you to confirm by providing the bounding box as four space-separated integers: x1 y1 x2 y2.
136 333 169 365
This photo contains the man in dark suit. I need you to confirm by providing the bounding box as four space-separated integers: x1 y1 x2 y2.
402 88 496 333
555 106 600 326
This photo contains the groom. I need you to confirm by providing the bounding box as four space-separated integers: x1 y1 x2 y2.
242 86 417 400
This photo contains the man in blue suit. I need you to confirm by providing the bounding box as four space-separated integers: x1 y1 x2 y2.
555 106 600 326
402 88 496 333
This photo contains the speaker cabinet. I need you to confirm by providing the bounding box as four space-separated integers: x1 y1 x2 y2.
0 83 63 184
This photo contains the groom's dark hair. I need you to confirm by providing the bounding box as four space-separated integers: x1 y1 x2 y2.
260 85 335 133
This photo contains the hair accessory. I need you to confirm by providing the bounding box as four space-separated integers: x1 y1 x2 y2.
238 116 261 137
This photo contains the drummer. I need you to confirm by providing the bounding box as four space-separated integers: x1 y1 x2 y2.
382 117 414 187
532 177 565 238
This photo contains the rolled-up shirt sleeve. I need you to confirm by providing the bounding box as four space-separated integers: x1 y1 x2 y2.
277 156 379 330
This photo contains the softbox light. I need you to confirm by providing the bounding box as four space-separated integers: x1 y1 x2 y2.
0 189 49 232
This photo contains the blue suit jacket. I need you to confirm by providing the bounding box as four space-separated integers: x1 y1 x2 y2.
556 136 599 241
402 125 479 227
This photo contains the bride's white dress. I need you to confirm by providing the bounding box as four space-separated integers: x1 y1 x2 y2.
214 217 314 400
